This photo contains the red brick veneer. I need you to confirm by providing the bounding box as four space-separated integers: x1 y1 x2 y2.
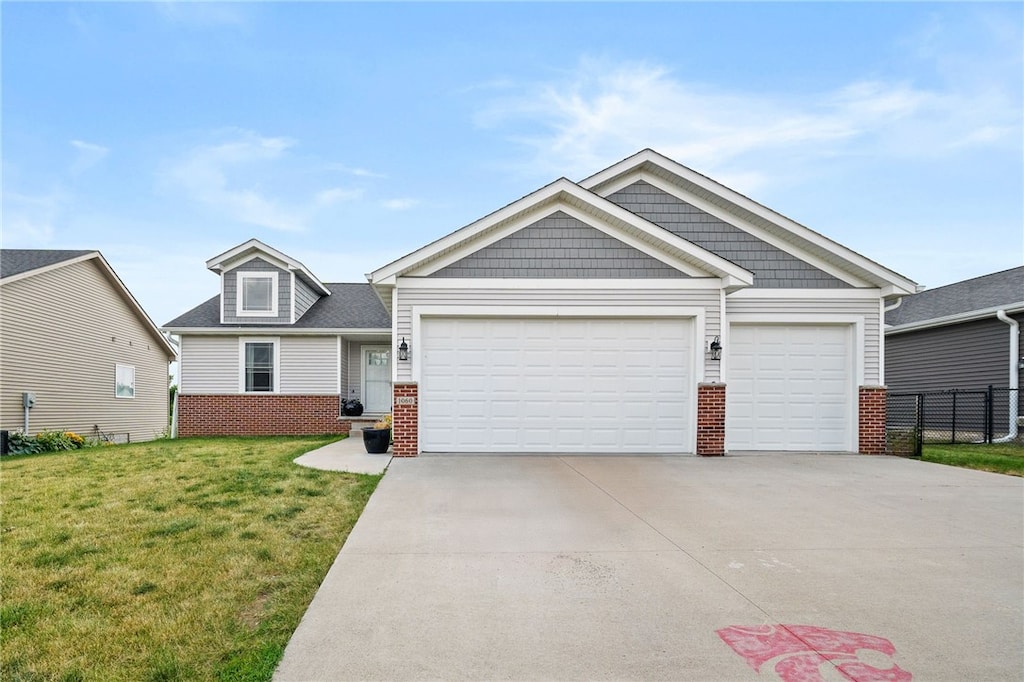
858 386 887 455
177 394 349 437
392 382 419 457
696 383 726 456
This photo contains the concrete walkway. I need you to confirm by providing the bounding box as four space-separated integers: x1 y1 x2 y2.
276 454 1023 681
293 433 391 475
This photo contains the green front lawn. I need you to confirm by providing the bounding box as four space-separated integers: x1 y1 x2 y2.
922 442 1024 477
1 436 380 681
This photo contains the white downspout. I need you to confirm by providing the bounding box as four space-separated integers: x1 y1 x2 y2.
994 310 1019 442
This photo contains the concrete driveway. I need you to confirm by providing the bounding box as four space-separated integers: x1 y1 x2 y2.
275 454 1023 681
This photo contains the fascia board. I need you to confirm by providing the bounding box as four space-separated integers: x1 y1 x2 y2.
78 253 178 358
370 178 575 283
582 150 918 294
161 326 393 336
885 303 1024 335
206 238 330 296
0 251 101 286
373 178 753 285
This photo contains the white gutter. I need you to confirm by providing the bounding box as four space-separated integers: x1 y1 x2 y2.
994 310 1019 442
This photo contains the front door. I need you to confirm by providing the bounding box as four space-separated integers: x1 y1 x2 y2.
362 346 392 414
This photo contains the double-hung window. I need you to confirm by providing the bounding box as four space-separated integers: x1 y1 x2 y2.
241 339 278 392
238 272 278 317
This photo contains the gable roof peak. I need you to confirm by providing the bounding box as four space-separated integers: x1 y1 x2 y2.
206 238 330 296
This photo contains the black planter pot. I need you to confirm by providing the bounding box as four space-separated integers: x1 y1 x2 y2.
362 427 391 454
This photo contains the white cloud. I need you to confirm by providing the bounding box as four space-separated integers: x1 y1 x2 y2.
326 163 387 179
152 1 248 28
315 187 364 207
381 198 419 211
476 51 1021 188
160 130 313 232
0 190 68 247
70 139 109 175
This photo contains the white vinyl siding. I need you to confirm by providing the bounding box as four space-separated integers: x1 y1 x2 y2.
725 295 880 384
279 336 338 394
180 337 239 393
420 317 693 453
180 335 339 395
0 259 172 440
395 285 722 383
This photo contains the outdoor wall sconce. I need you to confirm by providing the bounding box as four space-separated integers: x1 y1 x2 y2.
398 337 409 362
708 336 722 361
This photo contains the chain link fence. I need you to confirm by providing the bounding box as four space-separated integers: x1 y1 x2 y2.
887 387 1020 457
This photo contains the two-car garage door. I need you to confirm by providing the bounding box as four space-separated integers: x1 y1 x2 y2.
420 317 692 453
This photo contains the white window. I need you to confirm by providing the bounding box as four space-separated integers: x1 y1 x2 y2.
115 364 135 398
238 271 279 317
239 338 279 393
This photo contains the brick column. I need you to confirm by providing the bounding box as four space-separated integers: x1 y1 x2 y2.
859 385 887 455
392 382 419 457
696 383 726 456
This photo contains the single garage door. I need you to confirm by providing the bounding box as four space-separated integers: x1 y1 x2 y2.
727 324 853 451
420 317 692 453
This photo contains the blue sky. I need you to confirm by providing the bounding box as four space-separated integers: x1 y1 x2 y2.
4 2 1022 329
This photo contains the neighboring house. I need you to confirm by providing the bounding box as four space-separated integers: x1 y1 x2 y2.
885 266 1023 393
165 149 918 456
0 249 177 442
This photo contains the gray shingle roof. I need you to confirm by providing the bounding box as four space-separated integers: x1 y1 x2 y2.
886 266 1024 327
0 249 96 279
163 282 390 329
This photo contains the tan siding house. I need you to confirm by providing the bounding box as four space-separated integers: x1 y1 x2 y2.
0 250 176 442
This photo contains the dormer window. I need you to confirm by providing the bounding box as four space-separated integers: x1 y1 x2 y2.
238 271 278 317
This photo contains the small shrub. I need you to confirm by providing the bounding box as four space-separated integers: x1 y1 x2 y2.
6 430 87 455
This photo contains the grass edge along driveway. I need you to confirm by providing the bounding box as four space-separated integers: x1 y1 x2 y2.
1 436 380 682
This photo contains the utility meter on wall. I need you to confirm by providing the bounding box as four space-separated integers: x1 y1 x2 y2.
22 392 35 408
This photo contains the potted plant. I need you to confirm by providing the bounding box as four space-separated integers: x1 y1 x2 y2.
362 414 392 454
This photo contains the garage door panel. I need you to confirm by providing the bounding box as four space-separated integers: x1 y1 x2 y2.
421 317 692 453
727 324 853 452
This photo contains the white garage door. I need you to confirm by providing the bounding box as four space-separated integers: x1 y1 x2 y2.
420 317 692 453
727 324 853 451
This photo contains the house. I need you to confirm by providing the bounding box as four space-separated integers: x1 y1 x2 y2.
162 241 393 438
884 266 1023 393
164 149 918 456
0 249 177 443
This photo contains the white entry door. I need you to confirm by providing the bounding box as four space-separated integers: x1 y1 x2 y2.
362 346 392 413
727 324 854 451
419 317 693 453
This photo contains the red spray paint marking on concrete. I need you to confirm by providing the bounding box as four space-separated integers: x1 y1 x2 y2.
716 624 912 681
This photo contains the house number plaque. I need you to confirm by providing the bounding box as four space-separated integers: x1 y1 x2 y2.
395 396 417 406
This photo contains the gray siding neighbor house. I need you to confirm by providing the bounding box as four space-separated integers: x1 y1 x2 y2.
165 149 919 456
0 250 177 442
884 266 1023 393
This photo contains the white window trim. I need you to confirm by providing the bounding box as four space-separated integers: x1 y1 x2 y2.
237 271 279 317
238 337 281 393
115 363 136 399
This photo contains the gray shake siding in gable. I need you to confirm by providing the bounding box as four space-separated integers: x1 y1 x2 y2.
607 181 850 288
222 257 292 324
293 277 319 320
432 211 689 278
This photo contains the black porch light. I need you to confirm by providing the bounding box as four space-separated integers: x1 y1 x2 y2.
398 337 409 361
708 336 722 361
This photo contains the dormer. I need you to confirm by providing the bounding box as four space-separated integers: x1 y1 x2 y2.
206 239 331 325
